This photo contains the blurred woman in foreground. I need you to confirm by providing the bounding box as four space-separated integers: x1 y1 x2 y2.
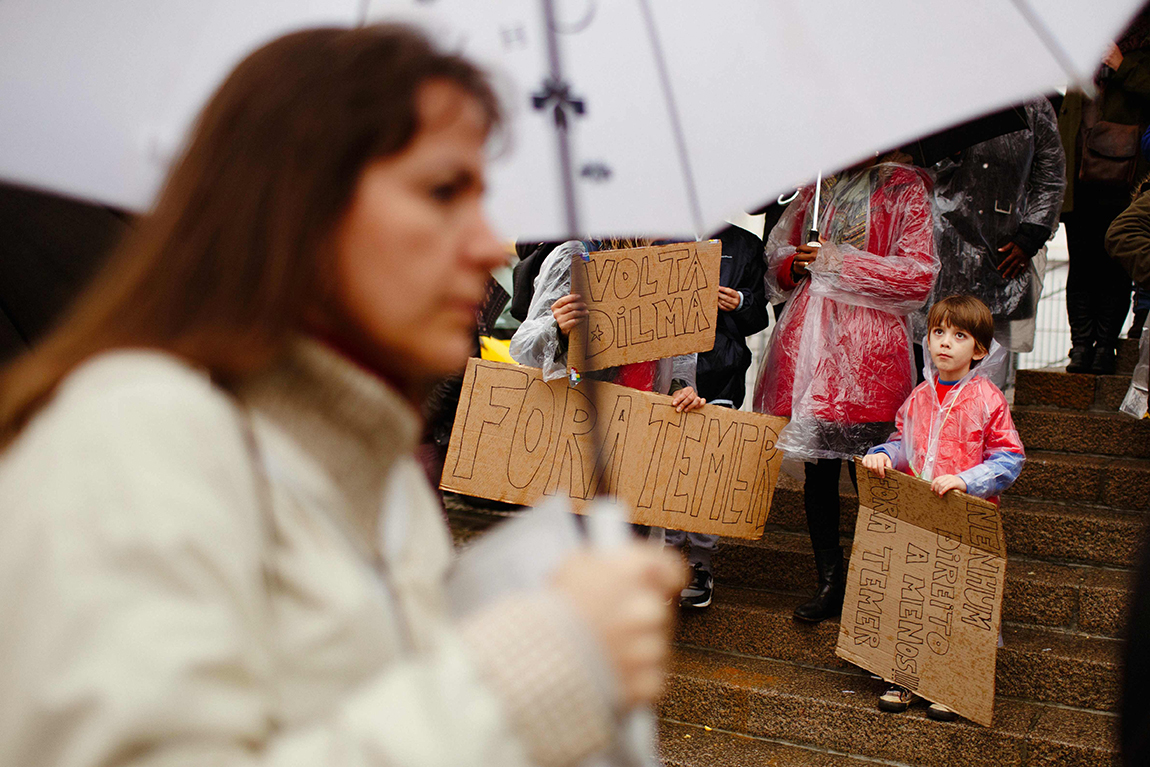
0 25 683 767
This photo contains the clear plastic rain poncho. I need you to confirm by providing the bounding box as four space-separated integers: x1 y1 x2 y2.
1122 314 1150 419
753 163 939 461
509 240 695 393
915 99 1066 353
868 339 1025 501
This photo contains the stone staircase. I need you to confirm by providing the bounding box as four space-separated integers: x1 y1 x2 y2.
445 339 1150 766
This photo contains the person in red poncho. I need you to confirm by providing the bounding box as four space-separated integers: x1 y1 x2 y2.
862 294 1025 722
753 157 939 624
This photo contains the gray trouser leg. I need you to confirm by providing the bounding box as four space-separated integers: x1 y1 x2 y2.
685 533 718 570
665 529 718 570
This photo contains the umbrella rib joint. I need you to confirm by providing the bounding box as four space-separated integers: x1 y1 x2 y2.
531 78 586 129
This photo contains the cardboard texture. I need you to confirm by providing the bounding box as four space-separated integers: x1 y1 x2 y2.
441 358 788 539
836 458 1006 727
568 241 721 372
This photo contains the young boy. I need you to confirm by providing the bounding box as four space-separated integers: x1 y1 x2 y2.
861 294 1025 722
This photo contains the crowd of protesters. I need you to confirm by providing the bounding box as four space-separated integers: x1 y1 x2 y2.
4 10 1150 767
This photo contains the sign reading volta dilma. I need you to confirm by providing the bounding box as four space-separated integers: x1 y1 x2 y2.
441 359 788 539
836 458 1007 727
568 241 721 372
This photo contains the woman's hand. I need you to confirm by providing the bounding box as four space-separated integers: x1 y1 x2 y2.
717 286 742 312
861 452 892 478
997 242 1031 280
931 474 967 497
551 293 588 335
790 243 820 279
552 546 687 709
1104 42 1124 71
810 242 844 274
670 386 706 413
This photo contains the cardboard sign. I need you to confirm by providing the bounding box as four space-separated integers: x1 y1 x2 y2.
836 459 1007 726
568 241 721 372
441 359 788 539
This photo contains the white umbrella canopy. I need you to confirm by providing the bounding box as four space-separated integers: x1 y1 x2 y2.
0 0 1143 239
0 0 362 210
372 0 1146 241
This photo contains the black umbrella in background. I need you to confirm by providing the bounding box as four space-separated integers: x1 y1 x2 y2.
900 103 1032 168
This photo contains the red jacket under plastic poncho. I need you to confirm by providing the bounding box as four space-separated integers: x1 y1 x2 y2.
753 163 939 461
867 342 1026 504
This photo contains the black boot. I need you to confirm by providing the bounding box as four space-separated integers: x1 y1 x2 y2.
1095 269 1132 366
1065 263 1095 374
1067 344 1095 374
794 546 845 623
1092 345 1117 375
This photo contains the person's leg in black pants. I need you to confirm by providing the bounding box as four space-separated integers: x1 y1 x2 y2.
1095 229 1134 372
1066 192 1134 373
1065 212 1099 371
795 458 857 622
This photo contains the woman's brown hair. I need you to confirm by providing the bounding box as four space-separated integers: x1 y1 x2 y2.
0 24 500 446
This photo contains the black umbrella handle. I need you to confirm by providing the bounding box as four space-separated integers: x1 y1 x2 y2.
807 228 820 246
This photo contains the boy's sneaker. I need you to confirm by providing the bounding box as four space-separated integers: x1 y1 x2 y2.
926 702 958 722
680 563 713 608
878 685 917 713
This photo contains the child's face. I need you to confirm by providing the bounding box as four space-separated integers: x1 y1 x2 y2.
928 322 986 380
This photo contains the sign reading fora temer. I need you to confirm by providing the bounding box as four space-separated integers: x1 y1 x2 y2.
568 241 721 372
440 359 788 539
836 459 1007 727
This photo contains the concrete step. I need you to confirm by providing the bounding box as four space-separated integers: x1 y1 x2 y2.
711 530 1131 639
657 720 884 767
1006 560 1131 638
674 585 1121 711
442 496 518 549
1015 369 1131 413
661 646 1118 767
766 476 1146 569
445 502 1135 638
763 448 1150 519
1010 450 1150 511
1013 406 1150 458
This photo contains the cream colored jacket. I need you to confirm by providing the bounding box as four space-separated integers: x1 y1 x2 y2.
0 342 613 767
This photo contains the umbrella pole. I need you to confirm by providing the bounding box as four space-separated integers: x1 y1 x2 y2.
533 38 665 767
538 0 581 239
808 171 822 245
535 1 618 524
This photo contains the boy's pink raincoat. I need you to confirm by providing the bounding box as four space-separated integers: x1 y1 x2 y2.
872 341 1025 503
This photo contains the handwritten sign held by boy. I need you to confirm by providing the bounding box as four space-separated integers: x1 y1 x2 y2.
441 358 787 539
836 459 1007 727
568 241 721 372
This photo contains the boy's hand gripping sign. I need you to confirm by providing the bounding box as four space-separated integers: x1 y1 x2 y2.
568 241 722 372
837 458 1007 727
440 359 788 539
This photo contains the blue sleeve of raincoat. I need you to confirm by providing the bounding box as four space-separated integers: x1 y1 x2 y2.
867 440 909 473
956 450 1025 499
